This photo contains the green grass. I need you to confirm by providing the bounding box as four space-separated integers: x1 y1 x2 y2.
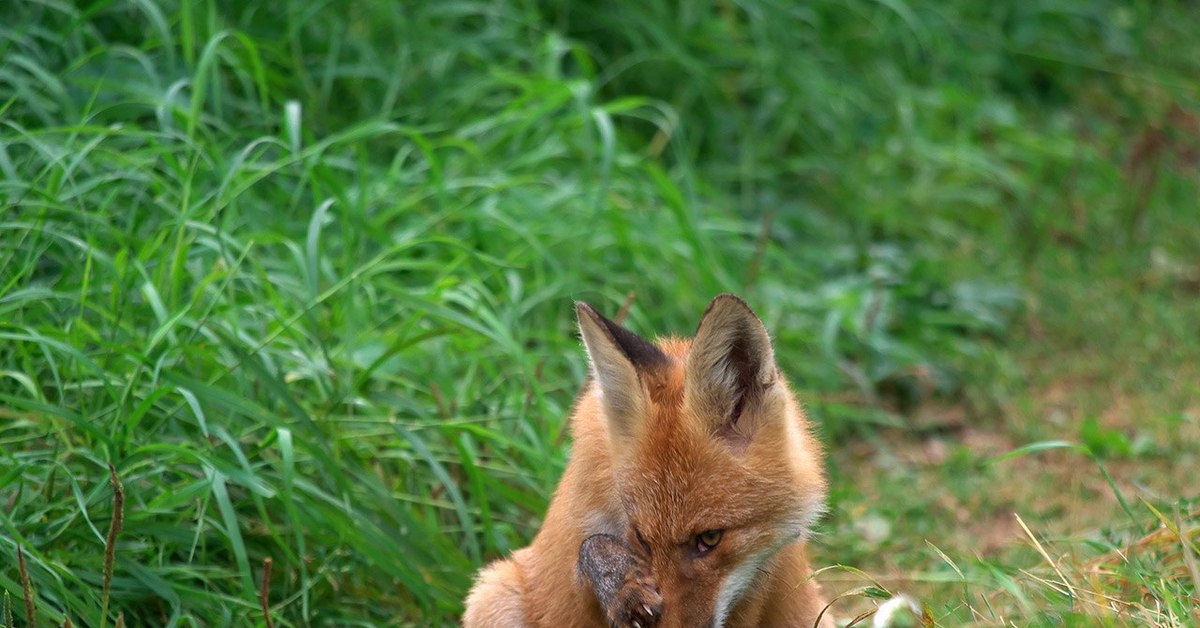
1 0 1198 625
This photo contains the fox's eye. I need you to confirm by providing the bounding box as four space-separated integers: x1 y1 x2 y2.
695 529 723 554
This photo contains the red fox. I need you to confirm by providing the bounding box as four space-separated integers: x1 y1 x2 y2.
463 295 831 627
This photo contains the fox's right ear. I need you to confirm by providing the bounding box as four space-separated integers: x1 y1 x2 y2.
576 302 667 438
685 294 778 445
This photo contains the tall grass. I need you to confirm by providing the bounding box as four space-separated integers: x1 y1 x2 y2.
1 0 1196 624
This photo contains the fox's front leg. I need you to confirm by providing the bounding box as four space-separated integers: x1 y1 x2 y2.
578 534 663 628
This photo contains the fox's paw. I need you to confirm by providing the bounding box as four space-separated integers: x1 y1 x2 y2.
607 566 662 628
578 534 664 628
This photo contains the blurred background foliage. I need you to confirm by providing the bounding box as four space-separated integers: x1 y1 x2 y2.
1 0 1197 625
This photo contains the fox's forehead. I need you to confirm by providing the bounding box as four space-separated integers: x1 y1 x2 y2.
624 414 769 534
621 436 790 540
621 442 729 536
638 336 690 407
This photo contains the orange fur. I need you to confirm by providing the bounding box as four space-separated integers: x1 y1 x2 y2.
463 296 831 627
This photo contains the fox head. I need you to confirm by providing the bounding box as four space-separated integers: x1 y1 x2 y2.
576 294 827 628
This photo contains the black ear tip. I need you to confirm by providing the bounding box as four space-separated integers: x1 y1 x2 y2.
576 301 600 322
575 299 669 370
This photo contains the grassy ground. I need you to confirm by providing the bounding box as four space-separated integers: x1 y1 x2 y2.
819 206 1200 624
1 0 1197 626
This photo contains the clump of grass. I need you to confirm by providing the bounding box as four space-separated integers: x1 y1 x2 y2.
990 505 1200 625
825 505 1200 625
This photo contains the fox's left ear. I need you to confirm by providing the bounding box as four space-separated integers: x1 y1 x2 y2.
685 294 778 443
576 302 668 439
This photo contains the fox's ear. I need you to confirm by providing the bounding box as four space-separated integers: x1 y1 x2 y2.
576 302 668 438
685 294 778 443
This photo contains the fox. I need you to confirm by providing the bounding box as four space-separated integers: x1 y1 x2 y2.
462 294 831 628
